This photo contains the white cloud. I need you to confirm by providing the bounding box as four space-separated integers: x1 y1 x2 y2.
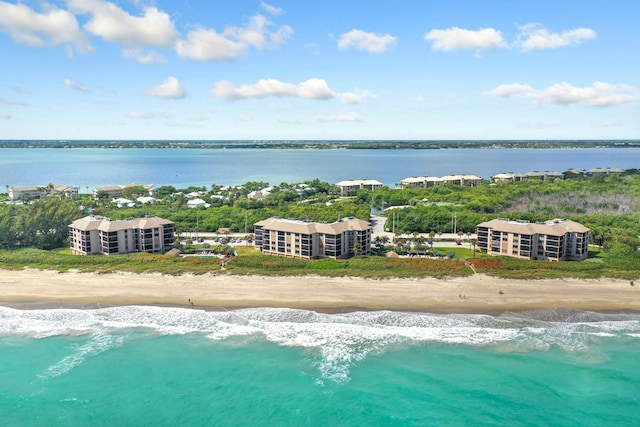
270 24 293 45
175 10 291 62
165 121 204 128
338 29 397 53
424 27 507 51
1 98 28 106
517 23 596 51
213 78 335 100
223 14 270 49
239 114 253 122
63 78 88 92
595 121 623 127
128 111 168 119
69 0 178 47
145 77 186 99
190 114 207 122
315 113 364 123
535 82 637 107
489 81 638 107
304 42 320 55
517 121 558 129
223 13 292 50
340 89 377 104
0 1 91 53
260 2 283 16
9 86 28 94
123 48 166 64
175 28 247 61
276 117 302 124
488 83 534 97
0 112 10 119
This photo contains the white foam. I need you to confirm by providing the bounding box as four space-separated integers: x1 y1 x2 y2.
3 306 639 382
37 332 124 380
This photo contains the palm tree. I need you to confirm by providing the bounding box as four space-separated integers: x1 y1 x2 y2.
469 238 478 257
393 237 407 253
352 242 362 257
414 235 427 251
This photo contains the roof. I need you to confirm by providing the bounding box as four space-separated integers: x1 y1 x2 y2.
10 184 78 192
440 174 482 181
255 217 371 235
492 173 515 180
477 218 590 236
335 179 383 187
587 167 624 174
400 176 440 184
69 215 109 231
69 215 173 232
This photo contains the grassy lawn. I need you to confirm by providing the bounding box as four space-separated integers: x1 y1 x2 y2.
234 246 261 256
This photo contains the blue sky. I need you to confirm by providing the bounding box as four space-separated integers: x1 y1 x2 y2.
0 0 638 140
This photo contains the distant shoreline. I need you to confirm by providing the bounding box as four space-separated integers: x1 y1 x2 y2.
2 269 638 314
1 140 639 150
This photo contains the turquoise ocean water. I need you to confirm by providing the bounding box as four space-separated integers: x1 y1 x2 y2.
1 305 639 426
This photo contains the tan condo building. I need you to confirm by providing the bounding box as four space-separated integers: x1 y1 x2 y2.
69 215 174 255
9 184 79 201
254 217 371 259
476 218 590 261
335 179 383 196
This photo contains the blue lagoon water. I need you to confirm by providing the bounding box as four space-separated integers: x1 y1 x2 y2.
2 147 639 189
2 305 639 426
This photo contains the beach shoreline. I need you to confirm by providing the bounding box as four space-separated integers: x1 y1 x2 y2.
1 268 639 314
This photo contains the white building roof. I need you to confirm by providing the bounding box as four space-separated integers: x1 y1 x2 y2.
477 218 590 236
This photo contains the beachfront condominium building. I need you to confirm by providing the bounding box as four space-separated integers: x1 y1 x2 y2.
254 217 371 259
69 215 174 255
476 218 590 261
335 179 384 196
9 184 79 201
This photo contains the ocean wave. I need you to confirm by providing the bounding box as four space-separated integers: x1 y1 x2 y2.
2 306 639 382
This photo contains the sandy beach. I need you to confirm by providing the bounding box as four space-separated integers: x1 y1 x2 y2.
1 268 639 313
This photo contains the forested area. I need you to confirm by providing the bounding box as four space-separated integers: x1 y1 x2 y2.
1 172 639 260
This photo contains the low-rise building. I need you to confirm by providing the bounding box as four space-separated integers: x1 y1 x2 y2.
440 174 482 186
254 217 371 259
9 184 79 201
400 176 441 188
401 175 482 188
335 179 383 196
562 169 584 179
586 168 624 177
523 171 563 181
69 215 174 255
476 218 589 261
187 198 210 208
92 184 154 199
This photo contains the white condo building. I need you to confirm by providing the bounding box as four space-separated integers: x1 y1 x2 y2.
69 215 174 255
476 218 590 261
